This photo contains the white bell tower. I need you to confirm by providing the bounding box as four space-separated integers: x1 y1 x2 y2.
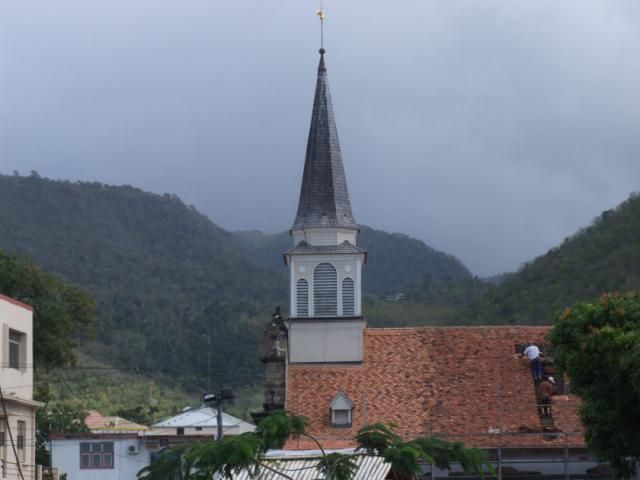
285 49 367 363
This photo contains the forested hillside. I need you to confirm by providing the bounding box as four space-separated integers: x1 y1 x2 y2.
468 193 640 324
0 173 475 396
0 174 285 391
4 173 639 410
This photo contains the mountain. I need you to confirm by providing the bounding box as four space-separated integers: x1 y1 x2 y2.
0 173 285 391
234 226 473 296
8 173 639 397
468 192 640 324
0 173 475 394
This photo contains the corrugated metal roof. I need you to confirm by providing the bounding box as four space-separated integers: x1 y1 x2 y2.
153 406 254 431
230 452 390 480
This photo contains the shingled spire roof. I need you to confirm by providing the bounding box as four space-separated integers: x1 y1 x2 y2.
292 50 357 231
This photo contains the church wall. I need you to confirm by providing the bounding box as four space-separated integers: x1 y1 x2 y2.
288 319 366 363
335 229 358 245
264 361 286 407
291 228 358 247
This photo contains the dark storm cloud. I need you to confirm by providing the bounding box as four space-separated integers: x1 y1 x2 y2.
1 1 639 275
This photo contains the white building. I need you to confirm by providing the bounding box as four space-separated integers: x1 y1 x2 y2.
50 433 149 480
148 406 254 438
0 293 44 480
49 409 149 479
49 407 254 479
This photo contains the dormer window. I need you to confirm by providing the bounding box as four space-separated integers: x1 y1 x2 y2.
330 392 353 428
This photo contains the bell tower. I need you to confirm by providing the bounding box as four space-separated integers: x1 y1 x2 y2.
285 49 367 363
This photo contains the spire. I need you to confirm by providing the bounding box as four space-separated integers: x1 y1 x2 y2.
292 50 357 231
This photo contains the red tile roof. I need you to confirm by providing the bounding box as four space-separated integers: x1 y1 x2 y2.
85 410 148 432
285 326 584 450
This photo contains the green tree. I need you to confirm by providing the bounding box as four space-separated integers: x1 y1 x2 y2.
35 384 89 466
114 405 160 427
0 251 95 368
0 251 95 466
355 423 490 480
138 411 489 480
548 292 640 478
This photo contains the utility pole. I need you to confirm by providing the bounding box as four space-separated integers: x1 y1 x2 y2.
203 386 234 441
207 335 212 392
216 395 223 441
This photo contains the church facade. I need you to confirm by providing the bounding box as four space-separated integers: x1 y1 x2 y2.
256 48 611 479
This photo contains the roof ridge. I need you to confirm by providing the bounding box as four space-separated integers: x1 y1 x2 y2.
365 325 551 334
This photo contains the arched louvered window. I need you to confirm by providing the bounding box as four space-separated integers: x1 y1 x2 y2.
296 279 309 317
313 263 337 317
342 278 355 316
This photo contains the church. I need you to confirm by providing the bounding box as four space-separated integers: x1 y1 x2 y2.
257 48 608 478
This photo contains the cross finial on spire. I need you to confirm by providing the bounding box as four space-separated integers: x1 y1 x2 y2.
292 17 357 232
316 1 325 53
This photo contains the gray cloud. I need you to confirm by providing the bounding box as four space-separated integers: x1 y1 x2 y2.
1 0 639 275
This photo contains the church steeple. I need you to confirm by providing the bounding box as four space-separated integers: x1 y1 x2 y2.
292 50 357 231
285 48 367 364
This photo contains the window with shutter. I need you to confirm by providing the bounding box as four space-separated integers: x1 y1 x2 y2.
9 331 22 370
17 421 25 463
313 263 337 316
296 279 309 317
342 278 355 316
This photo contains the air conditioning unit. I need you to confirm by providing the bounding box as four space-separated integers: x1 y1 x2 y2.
128 444 139 455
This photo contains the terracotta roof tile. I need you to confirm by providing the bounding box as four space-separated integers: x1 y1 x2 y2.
85 410 148 432
285 326 584 450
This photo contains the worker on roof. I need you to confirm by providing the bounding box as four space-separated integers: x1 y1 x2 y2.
537 377 555 416
522 342 543 382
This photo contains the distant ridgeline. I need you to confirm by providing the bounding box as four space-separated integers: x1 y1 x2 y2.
0 174 474 390
466 192 640 325
3 173 638 389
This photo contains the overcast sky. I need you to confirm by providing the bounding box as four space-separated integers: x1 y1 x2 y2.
1 1 639 276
